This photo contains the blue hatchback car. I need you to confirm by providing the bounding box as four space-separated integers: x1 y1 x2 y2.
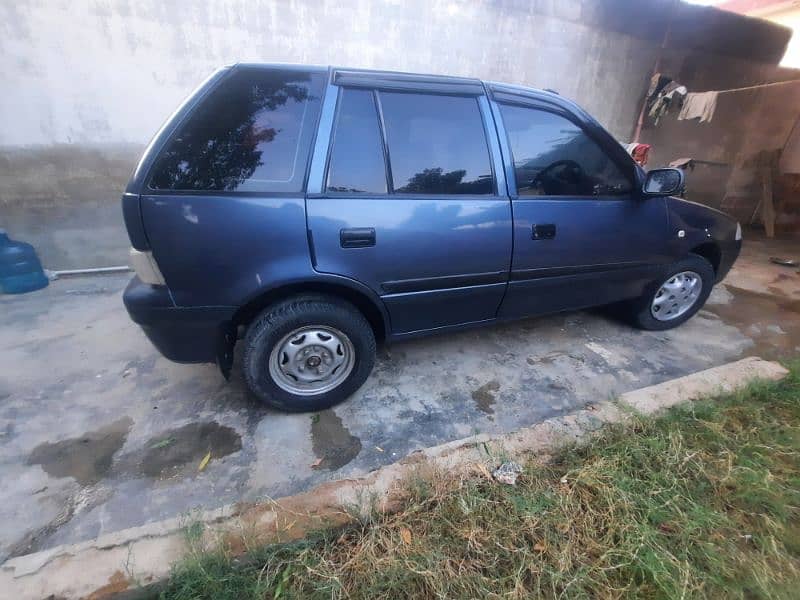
123 64 742 412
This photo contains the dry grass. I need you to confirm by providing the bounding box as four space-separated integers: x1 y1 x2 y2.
157 363 800 599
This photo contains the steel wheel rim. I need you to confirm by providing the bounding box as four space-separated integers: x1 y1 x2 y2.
650 270 703 321
268 325 355 396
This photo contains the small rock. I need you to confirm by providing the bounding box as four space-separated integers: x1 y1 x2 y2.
493 461 523 485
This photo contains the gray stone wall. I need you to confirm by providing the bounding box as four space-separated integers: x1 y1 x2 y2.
0 0 792 268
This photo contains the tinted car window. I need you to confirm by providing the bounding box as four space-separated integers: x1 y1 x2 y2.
149 68 324 193
326 88 387 194
379 92 493 194
499 104 632 197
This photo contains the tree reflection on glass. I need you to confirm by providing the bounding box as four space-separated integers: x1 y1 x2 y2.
380 91 494 196
150 70 316 192
395 168 493 194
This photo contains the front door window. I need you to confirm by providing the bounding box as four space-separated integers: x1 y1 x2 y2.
498 103 632 197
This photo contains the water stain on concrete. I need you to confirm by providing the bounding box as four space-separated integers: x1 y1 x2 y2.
7 503 76 559
527 350 584 366
122 355 157 376
706 285 800 360
139 422 241 479
310 410 361 471
27 417 133 485
472 380 500 414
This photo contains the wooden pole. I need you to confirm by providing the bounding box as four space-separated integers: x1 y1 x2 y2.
632 2 676 143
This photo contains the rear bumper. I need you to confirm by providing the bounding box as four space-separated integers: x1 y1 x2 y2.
123 277 235 363
716 239 742 283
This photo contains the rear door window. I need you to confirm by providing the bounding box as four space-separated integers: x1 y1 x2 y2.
498 103 632 197
149 67 324 193
379 92 494 195
326 88 388 194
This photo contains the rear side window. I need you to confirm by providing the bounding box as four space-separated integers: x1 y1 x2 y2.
149 68 324 193
380 92 494 195
326 88 387 194
499 103 632 197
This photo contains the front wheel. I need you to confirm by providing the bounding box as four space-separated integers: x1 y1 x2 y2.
242 295 376 412
630 254 715 331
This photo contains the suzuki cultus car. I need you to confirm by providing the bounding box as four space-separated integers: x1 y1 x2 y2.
123 64 742 412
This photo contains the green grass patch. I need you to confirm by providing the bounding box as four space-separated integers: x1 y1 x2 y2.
156 363 800 599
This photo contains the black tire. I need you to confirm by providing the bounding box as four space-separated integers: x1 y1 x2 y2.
242 295 376 412
630 254 715 331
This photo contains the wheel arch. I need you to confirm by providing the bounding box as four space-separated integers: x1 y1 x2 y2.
232 277 390 342
689 242 721 275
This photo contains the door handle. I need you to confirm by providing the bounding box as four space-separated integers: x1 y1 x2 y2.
340 227 376 248
532 224 556 240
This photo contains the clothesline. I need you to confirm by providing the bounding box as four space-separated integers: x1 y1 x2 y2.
642 73 800 131
710 78 800 95
677 79 800 123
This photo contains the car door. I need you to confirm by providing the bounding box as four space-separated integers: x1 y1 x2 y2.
490 90 671 319
306 73 512 334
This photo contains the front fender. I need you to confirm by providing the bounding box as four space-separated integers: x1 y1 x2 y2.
665 197 740 280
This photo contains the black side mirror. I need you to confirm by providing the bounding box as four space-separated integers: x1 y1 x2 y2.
643 168 684 196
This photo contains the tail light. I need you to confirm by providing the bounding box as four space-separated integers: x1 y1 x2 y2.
129 248 166 285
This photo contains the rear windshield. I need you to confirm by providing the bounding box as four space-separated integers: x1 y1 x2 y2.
148 67 324 193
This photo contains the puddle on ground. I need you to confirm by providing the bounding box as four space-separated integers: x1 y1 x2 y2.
27 417 133 485
139 421 241 478
705 285 800 360
472 380 500 415
310 410 361 471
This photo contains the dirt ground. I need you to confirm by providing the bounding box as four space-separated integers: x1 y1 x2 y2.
1 231 798 562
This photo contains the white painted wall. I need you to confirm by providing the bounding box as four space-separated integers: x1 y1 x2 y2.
0 0 659 146
1 0 794 267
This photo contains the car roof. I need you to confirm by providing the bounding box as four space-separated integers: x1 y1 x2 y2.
232 63 600 138
232 62 562 102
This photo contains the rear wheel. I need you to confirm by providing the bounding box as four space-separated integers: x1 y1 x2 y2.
243 295 376 412
630 254 714 331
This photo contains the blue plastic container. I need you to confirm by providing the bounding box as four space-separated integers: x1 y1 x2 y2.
0 230 49 294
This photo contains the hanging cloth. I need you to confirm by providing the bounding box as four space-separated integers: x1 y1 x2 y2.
630 143 651 166
677 91 718 123
648 83 687 125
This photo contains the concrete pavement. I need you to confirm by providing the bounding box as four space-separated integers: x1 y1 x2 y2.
0 235 798 562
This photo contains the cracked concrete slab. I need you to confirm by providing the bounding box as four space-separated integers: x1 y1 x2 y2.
0 235 798 567
0 356 788 600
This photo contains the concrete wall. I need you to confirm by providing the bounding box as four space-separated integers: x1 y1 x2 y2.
639 49 800 230
643 81 800 217
780 115 800 174
0 0 794 267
